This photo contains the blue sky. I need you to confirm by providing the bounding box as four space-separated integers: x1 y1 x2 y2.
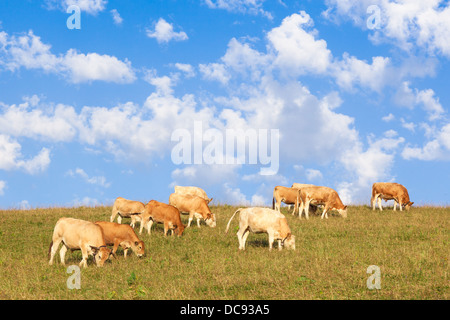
0 0 449 209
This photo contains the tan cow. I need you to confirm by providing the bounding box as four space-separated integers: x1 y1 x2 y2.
48 217 112 268
291 183 319 215
95 221 145 258
371 182 414 211
225 207 295 251
169 193 216 228
174 186 213 204
272 186 299 215
299 186 347 219
140 200 185 236
110 197 145 227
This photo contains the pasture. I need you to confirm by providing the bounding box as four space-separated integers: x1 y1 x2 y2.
0 205 448 300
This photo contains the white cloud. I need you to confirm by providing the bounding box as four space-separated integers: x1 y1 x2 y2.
146 18 188 44
110 9 123 25
199 62 231 84
382 113 395 122
402 123 450 161
324 0 450 58
46 0 107 15
67 168 111 188
305 169 323 182
0 134 50 175
0 30 136 84
174 63 195 78
0 181 6 196
204 0 272 19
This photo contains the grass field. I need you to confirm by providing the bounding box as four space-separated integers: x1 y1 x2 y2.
0 204 448 300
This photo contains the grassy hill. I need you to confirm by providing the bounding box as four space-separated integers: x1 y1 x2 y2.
0 205 448 299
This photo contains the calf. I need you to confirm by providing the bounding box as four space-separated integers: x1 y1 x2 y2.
272 186 299 215
48 217 112 268
299 186 347 219
174 185 213 204
225 207 295 251
95 221 145 258
371 182 414 211
169 193 216 228
110 197 145 228
140 200 185 236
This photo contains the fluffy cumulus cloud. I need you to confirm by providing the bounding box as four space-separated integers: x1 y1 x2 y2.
0 30 136 83
402 123 450 161
323 0 450 57
146 18 188 44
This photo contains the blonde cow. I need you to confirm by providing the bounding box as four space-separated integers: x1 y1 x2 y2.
110 197 145 228
48 217 113 268
371 182 414 211
139 200 185 236
291 183 319 215
225 207 296 251
174 186 213 204
299 186 347 219
272 186 300 215
169 193 216 228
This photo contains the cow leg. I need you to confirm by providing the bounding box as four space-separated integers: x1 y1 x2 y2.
117 215 122 224
59 245 68 266
299 201 304 219
49 238 63 265
123 248 129 259
79 246 89 268
146 220 154 235
321 207 328 219
398 201 402 212
371 195 377 211
163 222 169 237
377 197 383 211
268 233 274 251
196 215 201 228
304 200 311 220
277 239 282 251
241 229 251 250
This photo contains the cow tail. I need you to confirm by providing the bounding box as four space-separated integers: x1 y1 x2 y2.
48 241 53 259
272 197 275 210
225 209 241 234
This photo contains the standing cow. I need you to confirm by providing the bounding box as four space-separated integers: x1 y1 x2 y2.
272 186 300 215
299 186 347 219
174 186 213 204
140 200 185 236
169 193 216 228
371 182 414 211
49 217 113 268
95 221 145 258
225 207 295 251
110 197 145 228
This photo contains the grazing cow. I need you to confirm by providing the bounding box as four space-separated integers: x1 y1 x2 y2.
225 207 295 251
110 197 145 228
140 200 185 236
299 186 347 219
48 217 112 268
272 186 300 215
174 186 213 204
169 193 216 228
95 221 145 258
371 182 414 211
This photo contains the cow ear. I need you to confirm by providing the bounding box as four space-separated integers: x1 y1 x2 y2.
344 205 348 209
90 246 99 253
135 241 139 246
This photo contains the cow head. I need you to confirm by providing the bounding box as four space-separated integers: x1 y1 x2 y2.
176 223 186 236
205 213 216 227
282 234 296 250
90 245 112 267
403 201 414 211
132 240 145 257
338 206 348 218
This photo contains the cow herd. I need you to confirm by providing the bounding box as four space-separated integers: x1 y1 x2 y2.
48 182 413 267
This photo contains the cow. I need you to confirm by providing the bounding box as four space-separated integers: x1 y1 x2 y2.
225 207 295 251
291 183 320 215
110 197 145 228
174 186 213 204
371 182 414 211
48 217 113 268
169 193 216 228
139 200 185 236
272 186 300 215
95 221 145 258
298 186 347 219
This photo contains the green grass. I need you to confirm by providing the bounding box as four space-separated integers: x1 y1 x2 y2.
0 205 448 299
